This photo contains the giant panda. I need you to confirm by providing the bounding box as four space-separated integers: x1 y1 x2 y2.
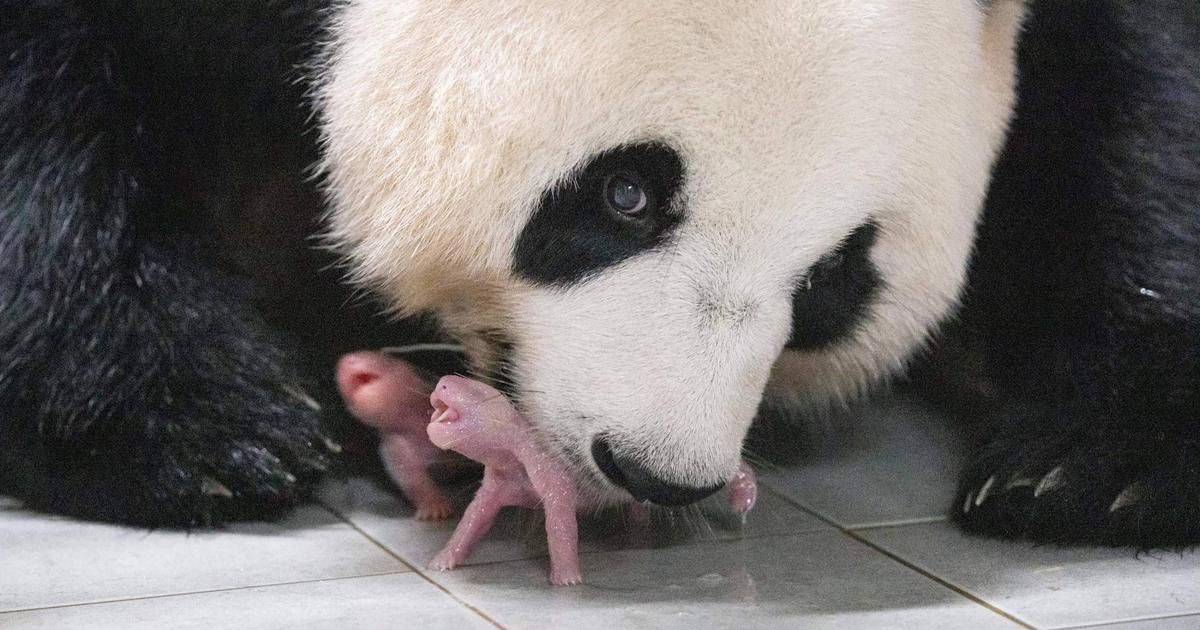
2 1 1197 548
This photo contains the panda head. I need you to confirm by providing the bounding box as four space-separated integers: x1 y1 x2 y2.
318 0 1026 506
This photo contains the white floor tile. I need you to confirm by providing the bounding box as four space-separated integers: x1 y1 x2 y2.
0 573 493 630
1068 615 1200 629
861 521 1200 629
319 476 828 572
11 394 1200 628
760 394 964 528
424 530 1021 630
0 505 406 612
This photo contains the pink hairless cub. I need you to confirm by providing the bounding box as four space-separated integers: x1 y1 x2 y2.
335 351 452 521
337 351 760 587
426 375 582 586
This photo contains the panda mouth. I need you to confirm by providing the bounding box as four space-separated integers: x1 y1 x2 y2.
457 336 663 505
429 397 459 424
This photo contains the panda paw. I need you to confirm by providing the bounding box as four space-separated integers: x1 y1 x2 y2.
954 417 1200 548
154 381 339 527
9 376 339 530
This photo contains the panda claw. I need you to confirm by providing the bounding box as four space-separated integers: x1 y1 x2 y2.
1109 483 1146 513
975 475 997 506
283 384 323 411
962 490 975 514
1033 466 1065 498
1004 473 1035 490
301 455 332 472
201 476 234 498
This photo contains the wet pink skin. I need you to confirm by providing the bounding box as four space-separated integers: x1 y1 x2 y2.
337 352 760 587
335 352 452 521
426 375 582 586
728 461 758 516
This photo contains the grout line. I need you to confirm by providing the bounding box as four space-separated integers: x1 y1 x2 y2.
755 484 950 531
846 531 1038 629
402 527 837 575
761 486 1038 629
0 571 412 616
849 516 950 531
322 503 507 630
1052 610 1200 629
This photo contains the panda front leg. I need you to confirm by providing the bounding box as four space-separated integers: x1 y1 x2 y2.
953 220 1200 548
953 195 1200 548
0 237 337 528
0 4 332 528
949 0 1200 549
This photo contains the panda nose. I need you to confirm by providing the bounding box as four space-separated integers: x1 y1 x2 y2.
591 437 723 506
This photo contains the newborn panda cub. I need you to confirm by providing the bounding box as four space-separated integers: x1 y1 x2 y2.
336 351 758 585
336 352 454 521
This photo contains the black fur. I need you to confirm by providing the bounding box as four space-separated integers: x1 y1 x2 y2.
513 143 685 286
0 1 424 528
951 0 1200 547
786 222 881 351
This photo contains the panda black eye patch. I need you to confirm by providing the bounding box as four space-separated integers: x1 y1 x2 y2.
786 221 882 351
513 143 685 286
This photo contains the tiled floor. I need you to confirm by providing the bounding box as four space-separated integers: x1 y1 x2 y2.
4 395 1200 629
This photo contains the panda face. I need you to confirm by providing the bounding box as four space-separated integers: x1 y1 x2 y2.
319 1 1026 504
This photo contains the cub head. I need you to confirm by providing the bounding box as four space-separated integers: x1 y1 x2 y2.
318 0 1026 505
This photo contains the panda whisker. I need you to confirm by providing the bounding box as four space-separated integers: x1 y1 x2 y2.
739 450 778 474
684 504 719 541
381 343 467 355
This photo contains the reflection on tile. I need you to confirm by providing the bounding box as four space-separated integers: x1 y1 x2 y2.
0 574 493 630
319 476 535 568
862 521 1200 629
427 531 1020 629
0 506 405 612
318 476 829 572
760 395 964 528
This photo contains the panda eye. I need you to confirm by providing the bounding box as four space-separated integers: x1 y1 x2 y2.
603 173 649 216
513 142 684 286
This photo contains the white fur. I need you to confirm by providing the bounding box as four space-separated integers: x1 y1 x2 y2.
319 0 1026 502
